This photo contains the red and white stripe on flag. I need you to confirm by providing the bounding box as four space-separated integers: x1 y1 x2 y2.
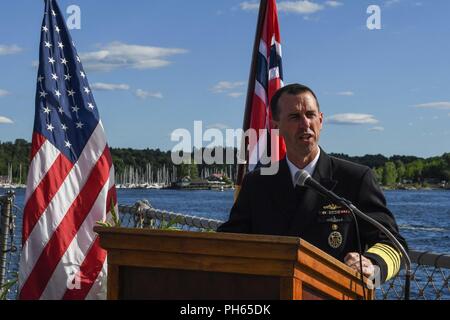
18 126 117 300
248 0 286 171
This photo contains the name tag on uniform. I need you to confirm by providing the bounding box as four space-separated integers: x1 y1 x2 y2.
317 204 352 223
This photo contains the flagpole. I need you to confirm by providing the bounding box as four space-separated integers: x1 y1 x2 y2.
235 0 268 201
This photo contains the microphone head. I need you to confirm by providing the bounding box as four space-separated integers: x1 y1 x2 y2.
295 169 311 187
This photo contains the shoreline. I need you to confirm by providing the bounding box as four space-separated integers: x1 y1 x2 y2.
1 184 448 192
382 184 449 191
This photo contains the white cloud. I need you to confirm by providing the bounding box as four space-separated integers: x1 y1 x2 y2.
414 102 450 110
278 0 324 14
337 91 354 96
0 89 10 97
385 0 401 7
240 1 260 11
91 83 130 91
325 1 343 7
0 116 13 124
326 113 379 125
212 81 246 93
212 81 246 99
79 42 188 72
228 92 245 98
369 126 385 132
0 45 22 56
278 1 324 14
240 1 325 14
135 89 163 100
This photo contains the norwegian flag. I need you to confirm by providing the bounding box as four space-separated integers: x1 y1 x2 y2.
236 0 286 190
18 0 117 300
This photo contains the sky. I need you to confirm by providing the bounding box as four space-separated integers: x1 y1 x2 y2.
0 0 449 158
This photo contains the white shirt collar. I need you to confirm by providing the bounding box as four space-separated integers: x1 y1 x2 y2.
286 148 321 187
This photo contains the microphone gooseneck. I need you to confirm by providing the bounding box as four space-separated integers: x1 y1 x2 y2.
295 169 412 300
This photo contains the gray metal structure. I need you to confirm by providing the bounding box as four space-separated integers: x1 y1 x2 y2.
0 191 15 289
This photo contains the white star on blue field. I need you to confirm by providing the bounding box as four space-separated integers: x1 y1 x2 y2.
1 0 449 157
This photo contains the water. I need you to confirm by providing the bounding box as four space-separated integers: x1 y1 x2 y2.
386 190 450 253
2 188 449 254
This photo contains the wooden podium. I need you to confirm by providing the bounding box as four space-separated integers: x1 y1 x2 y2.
95 227 374 300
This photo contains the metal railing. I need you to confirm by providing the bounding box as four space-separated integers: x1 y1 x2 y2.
0 191 18 300
118 200 223 232
378 251 450 300
1 197 448 300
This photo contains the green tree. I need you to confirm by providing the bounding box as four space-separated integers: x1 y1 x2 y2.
179 162 191 178
372 167 383 184
405 160 424 182
382 162 398 186
189 162 199 179
395 160 406 183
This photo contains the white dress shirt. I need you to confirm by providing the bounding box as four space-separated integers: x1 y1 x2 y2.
286 148 321 187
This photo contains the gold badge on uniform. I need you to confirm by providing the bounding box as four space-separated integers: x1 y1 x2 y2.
318 204 352 223
328 231 343 249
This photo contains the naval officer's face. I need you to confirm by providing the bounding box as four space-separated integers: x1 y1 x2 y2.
273 91 323 159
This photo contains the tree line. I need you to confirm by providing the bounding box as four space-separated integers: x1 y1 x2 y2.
1 139 449 186
330 152 450 186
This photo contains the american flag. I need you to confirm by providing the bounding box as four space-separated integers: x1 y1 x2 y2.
18 0 117 300
237 0 286 190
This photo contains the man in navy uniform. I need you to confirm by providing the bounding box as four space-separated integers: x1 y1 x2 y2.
218 83 407 284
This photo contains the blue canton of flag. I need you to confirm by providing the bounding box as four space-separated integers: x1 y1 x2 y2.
35 3 98 161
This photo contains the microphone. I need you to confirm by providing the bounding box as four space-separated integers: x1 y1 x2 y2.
295 169 412 300
295 170 343 204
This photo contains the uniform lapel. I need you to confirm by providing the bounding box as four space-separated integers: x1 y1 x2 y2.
266 158 300 236
272 159 298 215
314 149 338 192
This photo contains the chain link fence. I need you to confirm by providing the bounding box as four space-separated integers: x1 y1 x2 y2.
1 195 449 300
379 251 450 300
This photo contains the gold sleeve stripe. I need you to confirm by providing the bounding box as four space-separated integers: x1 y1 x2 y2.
369 243 401 279
374 244 400 272
367 245 397 280
377 243 402 271
379 244 402 270
367 243 402 280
